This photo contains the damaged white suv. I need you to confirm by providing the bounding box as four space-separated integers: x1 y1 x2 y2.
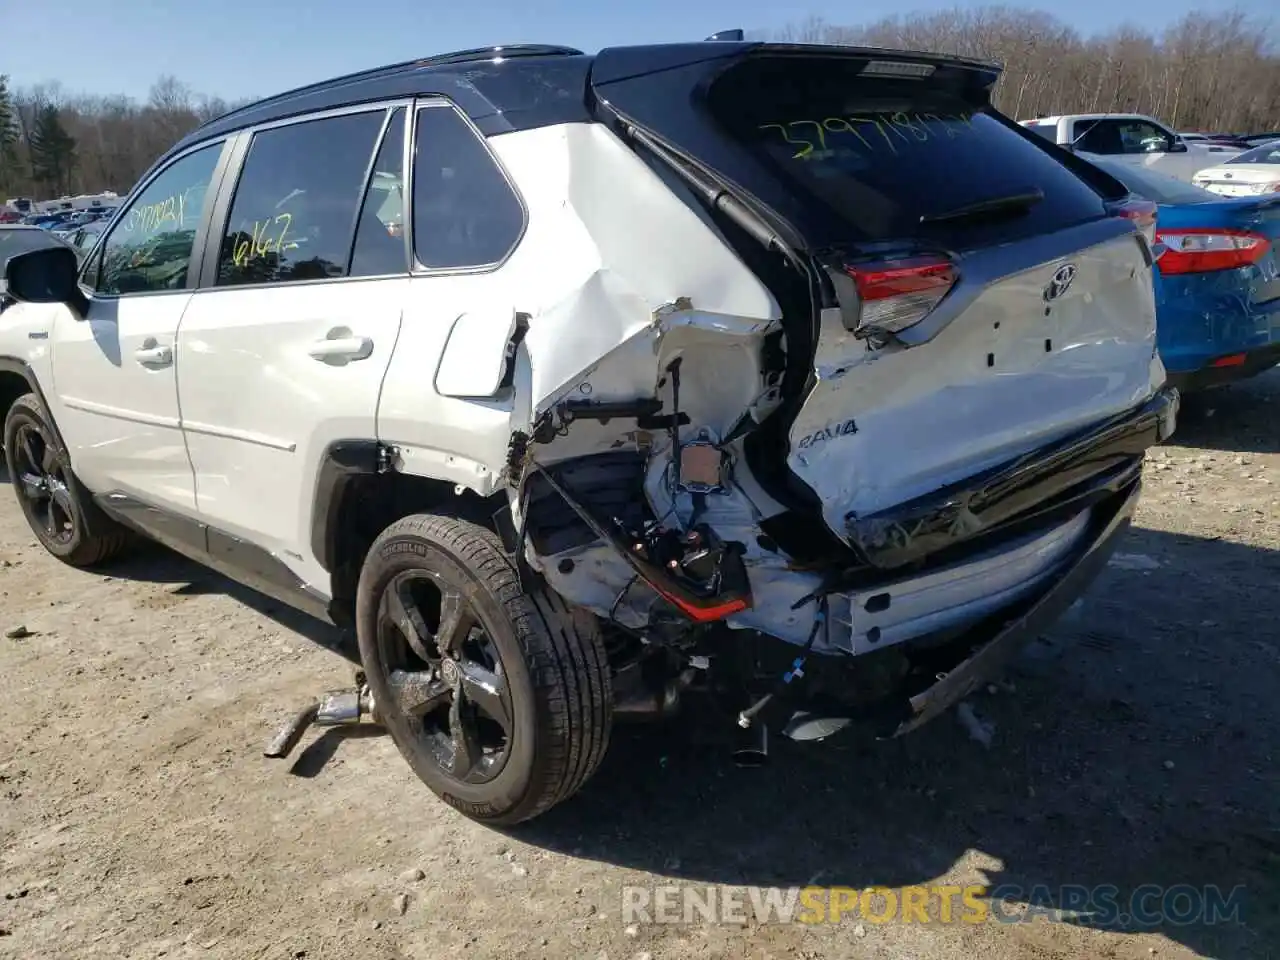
0 39 1178 824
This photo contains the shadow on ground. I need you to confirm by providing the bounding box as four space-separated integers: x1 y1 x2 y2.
514 529 1279 959
1169 366 1280 455
2 374 1276 957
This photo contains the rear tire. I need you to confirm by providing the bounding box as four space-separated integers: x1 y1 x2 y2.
355 513 612 825
3 392 132 567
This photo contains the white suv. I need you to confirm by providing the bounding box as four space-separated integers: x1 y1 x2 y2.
0 40 1177 824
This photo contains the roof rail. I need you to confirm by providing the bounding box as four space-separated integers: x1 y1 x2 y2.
705 29 745 41
200 44 584 132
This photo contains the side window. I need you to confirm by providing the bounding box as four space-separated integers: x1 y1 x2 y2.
350 108 407 278
1075 120 1126 155
215 110 386 287
412 104 524 270
91 143 221 295
1118 121 1172 154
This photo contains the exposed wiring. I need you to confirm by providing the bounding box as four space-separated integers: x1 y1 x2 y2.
736 594 830 728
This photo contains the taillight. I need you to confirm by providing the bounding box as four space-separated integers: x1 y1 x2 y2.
844 255 957 338
1107 197 1158 246
1154 229 1270 275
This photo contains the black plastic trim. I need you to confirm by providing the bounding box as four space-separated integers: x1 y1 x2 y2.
892 477 1142 735
95 491 333 622
0 356 66 450
310 440 382 574
844 387 1178 571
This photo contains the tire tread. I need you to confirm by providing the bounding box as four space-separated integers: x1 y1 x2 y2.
367 512 612 823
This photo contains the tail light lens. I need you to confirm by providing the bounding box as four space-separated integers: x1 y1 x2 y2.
844 255 957 338
1107 197 1158 246
1154 229 1270 275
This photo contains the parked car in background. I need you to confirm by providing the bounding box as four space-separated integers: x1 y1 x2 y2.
1177 132 1250 149
1241 133 1280 147
1088 157 1280 390
21 213 74 229
1191 141 1280 198
66 218 107 256
1023 114 1241 181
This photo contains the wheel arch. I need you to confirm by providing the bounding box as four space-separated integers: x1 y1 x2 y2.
312 439 509 626
0 357 65 451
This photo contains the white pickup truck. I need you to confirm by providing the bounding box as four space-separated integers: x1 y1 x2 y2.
1021 113 1242 182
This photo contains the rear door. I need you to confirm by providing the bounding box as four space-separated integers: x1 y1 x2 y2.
175 104 410 592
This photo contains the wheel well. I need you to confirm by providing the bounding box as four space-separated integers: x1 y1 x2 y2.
0 370 32 422
325 470 505 627
0 371 34 456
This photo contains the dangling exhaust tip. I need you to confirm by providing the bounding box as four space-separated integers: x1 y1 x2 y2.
781 711 852 743
731 721 769 768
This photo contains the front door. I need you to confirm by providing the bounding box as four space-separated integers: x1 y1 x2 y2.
176 105 410 592
48 140 227 514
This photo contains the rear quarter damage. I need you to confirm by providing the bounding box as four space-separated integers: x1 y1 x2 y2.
485 121 818 641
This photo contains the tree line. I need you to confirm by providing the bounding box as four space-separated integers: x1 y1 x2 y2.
0 75 251 201
3 8 1278 203
763 7 1280 134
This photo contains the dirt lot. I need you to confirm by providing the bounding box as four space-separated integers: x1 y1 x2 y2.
2 373 1278 960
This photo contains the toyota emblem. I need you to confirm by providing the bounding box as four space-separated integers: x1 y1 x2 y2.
1044 264 1077 302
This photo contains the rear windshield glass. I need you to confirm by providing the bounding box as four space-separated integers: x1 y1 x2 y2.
1227 142 1280 164
1091 159 1217 204
707 57 1109 246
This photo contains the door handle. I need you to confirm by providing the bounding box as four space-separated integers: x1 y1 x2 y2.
134 342 173 366
307 329 373 363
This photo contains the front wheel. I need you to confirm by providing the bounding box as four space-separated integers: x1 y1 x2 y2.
355 513 613 825
3 393 132 566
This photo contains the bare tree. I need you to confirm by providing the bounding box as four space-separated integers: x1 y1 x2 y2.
4 77 254 200
766 7 1280 132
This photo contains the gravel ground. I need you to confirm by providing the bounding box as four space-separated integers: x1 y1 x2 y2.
1 371 1277 960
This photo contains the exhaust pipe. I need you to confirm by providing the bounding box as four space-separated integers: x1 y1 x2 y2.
263 682 377 759
731 721 769 767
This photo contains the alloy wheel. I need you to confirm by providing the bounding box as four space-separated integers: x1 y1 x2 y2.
375 568 514 785
11 422 75 546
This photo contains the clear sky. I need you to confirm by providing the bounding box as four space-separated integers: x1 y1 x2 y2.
5 0 1272 102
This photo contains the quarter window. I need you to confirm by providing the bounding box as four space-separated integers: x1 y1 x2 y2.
412 105 523 270
91 143 221 295
216 110 387 287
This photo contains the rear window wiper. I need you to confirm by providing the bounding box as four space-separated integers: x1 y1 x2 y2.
919 188 1045 225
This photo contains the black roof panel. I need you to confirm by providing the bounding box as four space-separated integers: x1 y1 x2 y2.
161 44 594 164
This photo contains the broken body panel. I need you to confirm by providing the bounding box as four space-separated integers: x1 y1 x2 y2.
382 42 1176 725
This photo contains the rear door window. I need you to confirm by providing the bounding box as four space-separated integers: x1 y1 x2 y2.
707 56 1109 247
215 110 386 287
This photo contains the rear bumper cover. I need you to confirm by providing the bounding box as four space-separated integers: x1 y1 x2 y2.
893 470 1144 736
845 387 1179 571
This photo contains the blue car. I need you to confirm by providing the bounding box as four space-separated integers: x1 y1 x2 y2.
1091 158 1280 390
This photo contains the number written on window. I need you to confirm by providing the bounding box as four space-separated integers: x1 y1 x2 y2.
93 144 221 295
216 110 387 287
